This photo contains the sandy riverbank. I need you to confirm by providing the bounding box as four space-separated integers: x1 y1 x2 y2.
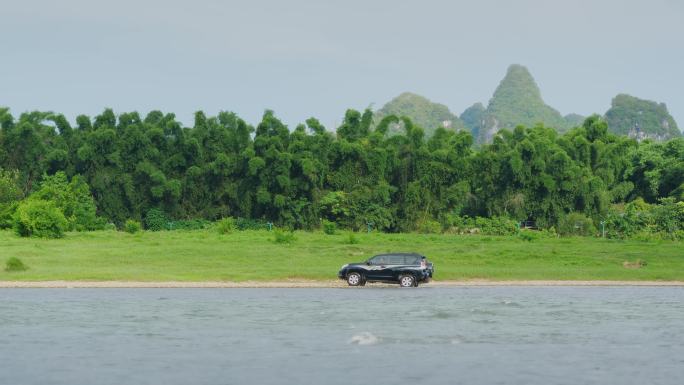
2 280 684 288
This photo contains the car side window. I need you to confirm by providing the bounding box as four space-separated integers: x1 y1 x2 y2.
370 255 388 265
408 256 421 265
389 255 405 265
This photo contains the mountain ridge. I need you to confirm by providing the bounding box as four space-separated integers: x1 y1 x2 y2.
374 64 681 143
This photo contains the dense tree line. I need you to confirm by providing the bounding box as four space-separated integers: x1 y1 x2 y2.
0 107 682 235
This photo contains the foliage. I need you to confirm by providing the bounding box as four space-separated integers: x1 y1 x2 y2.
13 199 68 238
103 222 117 231
216 217 236 234
627 139 684 202
558 212 596 237
650 198 684 238
538 226 558 238
166 219 211 231
273 229 296 244
29 172 102 231
0 202 19 230
518 231 538 242
124 219 142 234
235 217 270 231
0 107 682 238
444 215 518 236
144 208 168 231
604 199 654 239
345 232 359 244
322 219 337 235
416 219 442 234
5 257 28 272
0 169 22 229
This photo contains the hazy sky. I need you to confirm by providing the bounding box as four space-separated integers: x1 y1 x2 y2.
2 0 683 130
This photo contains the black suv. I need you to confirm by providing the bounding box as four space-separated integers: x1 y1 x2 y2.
338 253 434 287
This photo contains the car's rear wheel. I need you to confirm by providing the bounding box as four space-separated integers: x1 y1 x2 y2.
347 272 362 286
399 275 415 288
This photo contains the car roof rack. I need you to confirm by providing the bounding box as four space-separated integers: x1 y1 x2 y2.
373 252 424 257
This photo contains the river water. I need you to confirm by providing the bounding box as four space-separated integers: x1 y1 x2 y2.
1 287 683 385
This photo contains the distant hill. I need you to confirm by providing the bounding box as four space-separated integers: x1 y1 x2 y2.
605 94 681 140
374 65 680 143
374 92 465 136
564 113 586 128
473 64 572 142
460 102 486 141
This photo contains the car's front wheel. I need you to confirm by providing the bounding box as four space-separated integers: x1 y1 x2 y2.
399 274 416 288
347 272 363 286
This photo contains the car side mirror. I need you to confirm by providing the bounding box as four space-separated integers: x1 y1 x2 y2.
366 261 371 265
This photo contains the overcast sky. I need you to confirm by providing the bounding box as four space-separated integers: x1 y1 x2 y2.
2 0 683 130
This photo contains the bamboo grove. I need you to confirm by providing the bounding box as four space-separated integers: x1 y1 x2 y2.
1 107 683 233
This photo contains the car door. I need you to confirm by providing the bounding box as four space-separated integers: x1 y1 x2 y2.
366 255 392 280
387 255 407 280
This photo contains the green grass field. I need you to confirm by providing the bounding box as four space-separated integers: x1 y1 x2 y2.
0 229 682 281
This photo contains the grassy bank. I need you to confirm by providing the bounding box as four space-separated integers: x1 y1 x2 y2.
0 230 682 282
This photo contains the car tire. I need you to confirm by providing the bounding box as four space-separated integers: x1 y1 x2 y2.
347 272 363 286
399 275 415 288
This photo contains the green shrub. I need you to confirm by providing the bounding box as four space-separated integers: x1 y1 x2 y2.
603 199 683 240
166 219 211 231
103 222 117 231
541 226 558 238
144 208 168 231
5 257 28 272
0 169 22 229
417 219 442 234
518 231 537 242
344 232 359 244
632 231 664 242
674 230 684 241
444 215 517 236
322 220 337 235
558 212 596 237
476 217 518 235
31 172 101 231
605 201 650 238
235 217 270 231
13 199 68 238
124 219 142 234
216 217 236 234
273 229 296 244
0 201 19 230
651 198 684 235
